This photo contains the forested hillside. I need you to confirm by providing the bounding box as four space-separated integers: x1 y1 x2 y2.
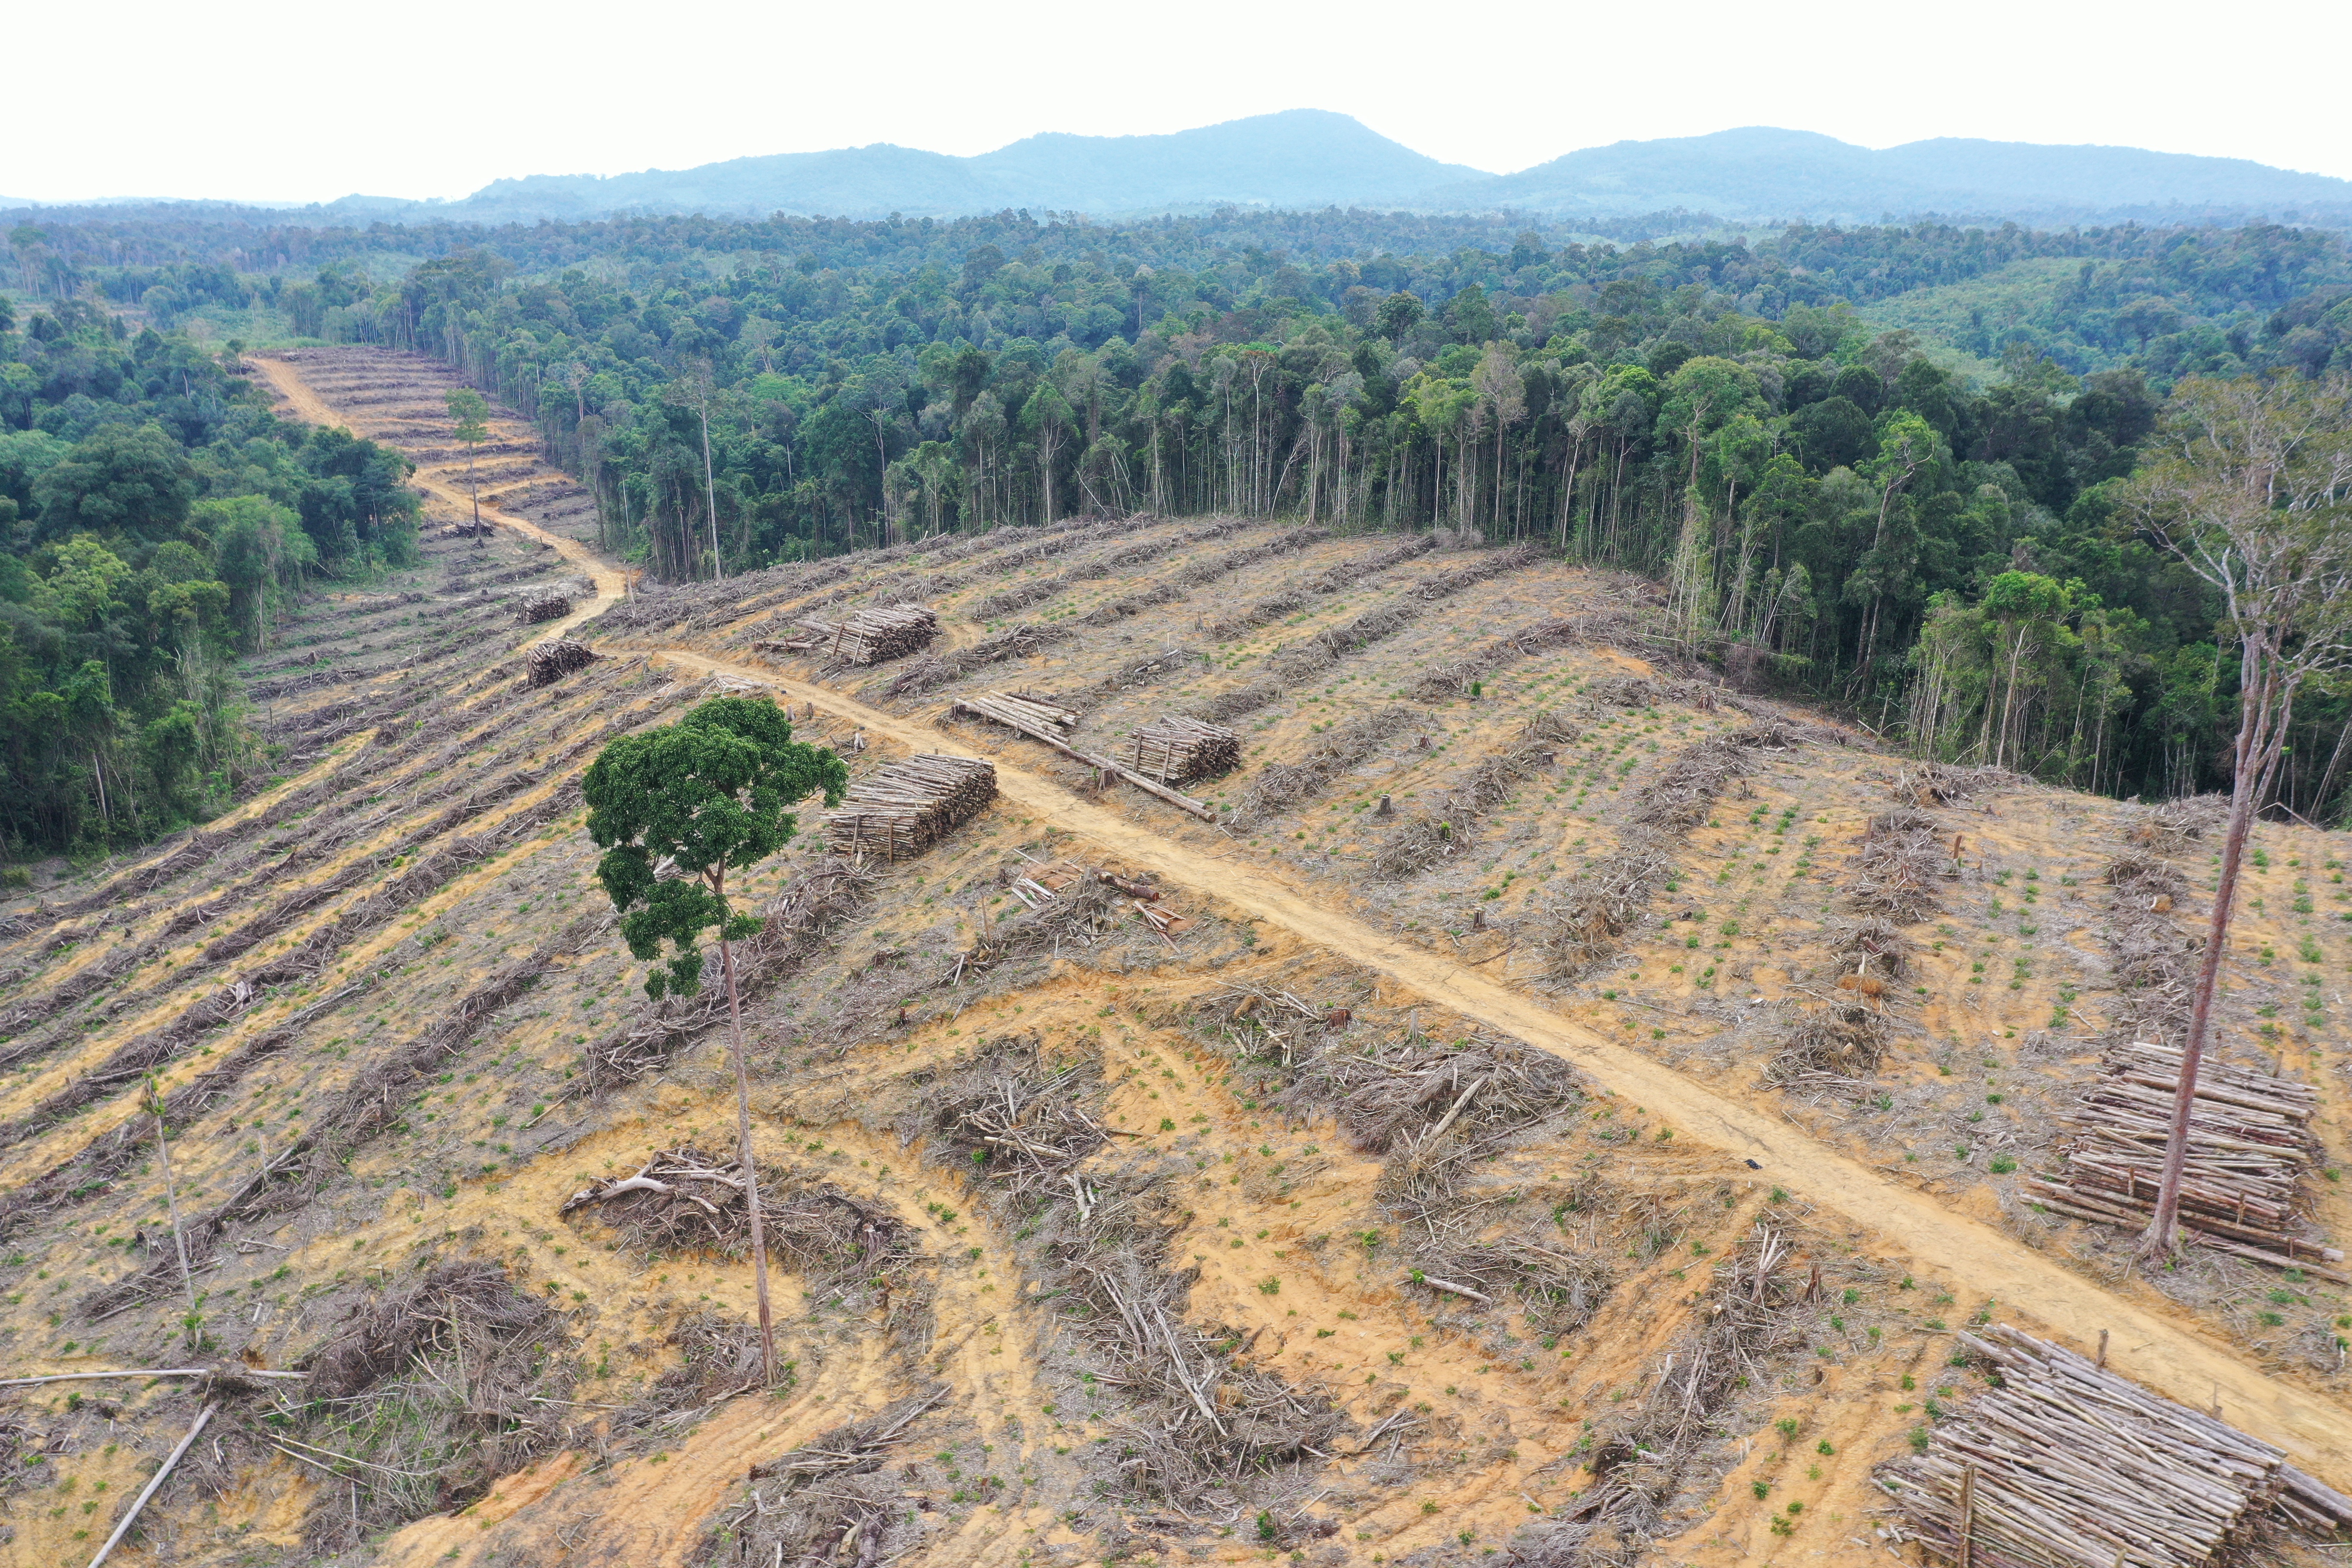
6 204 2352 859
252 212 2351 812
0 293 419 855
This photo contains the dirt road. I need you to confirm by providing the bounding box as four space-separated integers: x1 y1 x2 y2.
248 355 626 639
244 355 2352 1477
649 648 2352 1477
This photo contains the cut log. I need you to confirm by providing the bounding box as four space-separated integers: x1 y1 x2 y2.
825 753 996 859
953 692 1216 821
793 603 937 665
1127 715 1240 783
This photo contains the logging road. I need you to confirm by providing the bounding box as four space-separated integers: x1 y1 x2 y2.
248 355 628 641
256 354 2352 1482
652 646 2352 1479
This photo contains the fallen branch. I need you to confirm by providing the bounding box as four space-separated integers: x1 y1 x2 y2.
87 1401 215 1568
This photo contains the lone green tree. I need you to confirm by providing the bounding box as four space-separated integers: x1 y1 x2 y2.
2120 371 2352 1266
446 388 490 530
582 695 848 1379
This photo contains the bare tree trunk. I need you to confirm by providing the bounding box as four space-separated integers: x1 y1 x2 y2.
701 400 724 582
153 1098 197 1315
714 875 775 1381
2140 641 2287 1262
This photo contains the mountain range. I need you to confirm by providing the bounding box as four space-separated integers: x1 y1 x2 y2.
13 111 2352 229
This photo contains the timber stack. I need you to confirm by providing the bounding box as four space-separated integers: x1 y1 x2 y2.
953 690 1216 822
1127 715 1240 783
956 690 1082 736
516 588 572 624
787 603 939 664
826 754 996 859
2028 1040 2344 1279
1876 1323 2352 1566
525 638 597 688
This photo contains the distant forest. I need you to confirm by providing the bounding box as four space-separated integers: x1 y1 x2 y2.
6 205 2352 857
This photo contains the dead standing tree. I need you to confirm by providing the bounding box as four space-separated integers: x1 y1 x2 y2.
581 694 849 1381
2120 371 2352 1266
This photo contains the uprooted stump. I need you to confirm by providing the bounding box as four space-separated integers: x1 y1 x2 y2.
295 1260 578 1552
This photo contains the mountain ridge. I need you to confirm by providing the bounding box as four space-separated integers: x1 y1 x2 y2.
9 113 2349 229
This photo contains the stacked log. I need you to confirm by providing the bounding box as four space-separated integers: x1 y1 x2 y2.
1127 716 1240 783
793 603 938 665
2030 1041 2344 1279
1876 1323 2352 1565
516 588 572 624
952 692 1216 823
524 638 596 688
825 754 996 860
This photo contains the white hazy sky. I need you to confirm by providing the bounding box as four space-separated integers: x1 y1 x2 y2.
7 0 2348 204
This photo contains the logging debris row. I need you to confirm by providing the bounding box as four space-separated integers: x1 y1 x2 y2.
1875 1323 2352 1567
2031 1040 2343 1279
824 753 997 860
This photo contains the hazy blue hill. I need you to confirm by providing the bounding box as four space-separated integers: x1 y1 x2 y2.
1460 127 2352 222
10 116 2349 229
966 109 1482 212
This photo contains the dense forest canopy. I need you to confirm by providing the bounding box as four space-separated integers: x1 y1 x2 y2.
5 203 2351 858
0 290 419 856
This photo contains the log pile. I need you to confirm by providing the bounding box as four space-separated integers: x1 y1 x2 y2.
524 638 597 688
824 755 996 860
1876 1323 2352 1566
2030 1041 2345 1280
952 692 1216 822
787 603 938 665
515 588 571 624
1126 716 1240 783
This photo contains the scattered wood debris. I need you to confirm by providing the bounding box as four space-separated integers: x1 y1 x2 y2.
825 754 997 860
2032 1041 2345 1279
1875 1323 2352 1566
1848 808 1951 922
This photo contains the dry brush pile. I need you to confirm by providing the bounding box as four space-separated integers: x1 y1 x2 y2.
900 1037 1347 1509
1373 711 1577 879
1538 722 1802 980
282 1259 581 1553
1508 1225 1825 1567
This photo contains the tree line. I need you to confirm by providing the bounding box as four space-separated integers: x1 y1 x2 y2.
0 293 420 858
247 212 2345 815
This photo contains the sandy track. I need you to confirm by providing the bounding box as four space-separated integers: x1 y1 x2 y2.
646 646 2352 1478
248 355 626 639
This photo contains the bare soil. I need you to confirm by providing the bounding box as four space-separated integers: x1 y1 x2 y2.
3 347 2349 1568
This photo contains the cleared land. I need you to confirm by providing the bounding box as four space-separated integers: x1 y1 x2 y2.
2 347 2350 1568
